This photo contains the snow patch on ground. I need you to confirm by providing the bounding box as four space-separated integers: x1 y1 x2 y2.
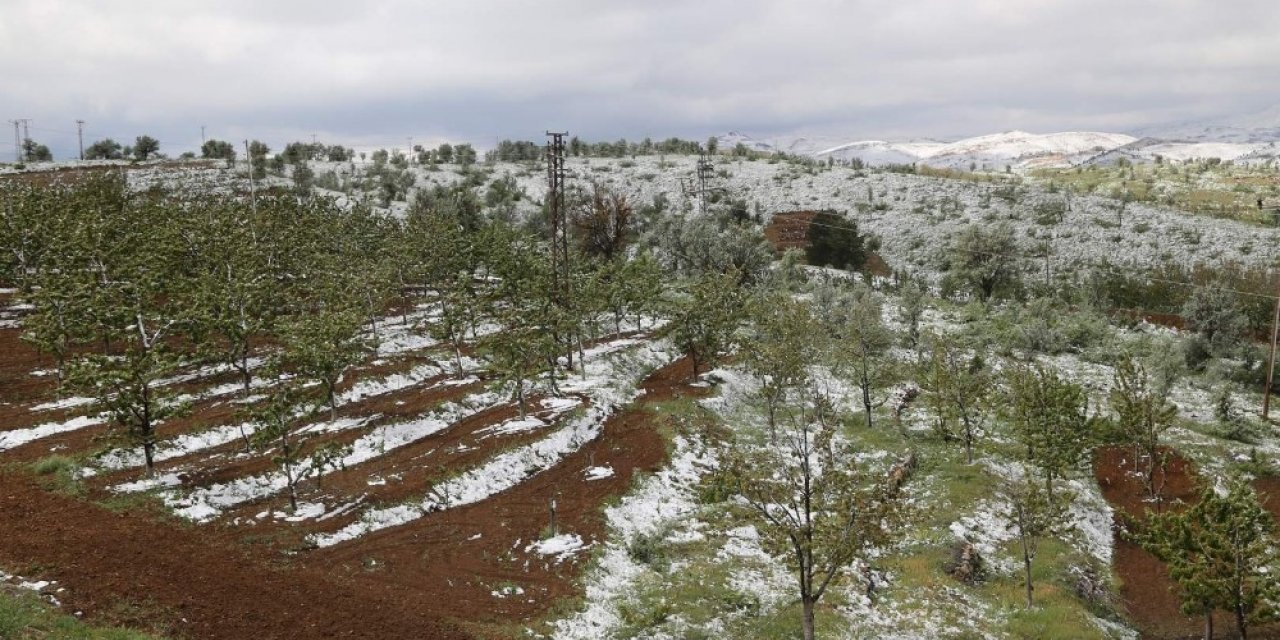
527 533 588 564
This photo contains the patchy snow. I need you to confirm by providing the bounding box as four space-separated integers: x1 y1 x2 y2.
312 338 675 547
157 395 495 521
0 414 103 451
28 396 95 412
552 435 718 639
526 533 588 563
583 465 614 481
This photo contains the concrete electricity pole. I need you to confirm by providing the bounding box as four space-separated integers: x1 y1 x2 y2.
76 120 85 160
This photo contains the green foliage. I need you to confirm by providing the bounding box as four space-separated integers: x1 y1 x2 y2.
132 136 159 161
1133 477 1280 638
1001 469 1074 608
725 390 898 640
0 588 158 639
248 386 306 512
1003 364 1092 499
944 223 1021 301
919 334 991 463
1181 285 1249 356
662 271 746 379
805 211 871 272
85 138 124 160
1110 356 1177 502
21 138 52 162
200 139 235 162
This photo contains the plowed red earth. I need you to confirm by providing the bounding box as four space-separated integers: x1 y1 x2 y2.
1094 445 1280 639
0 308 704 639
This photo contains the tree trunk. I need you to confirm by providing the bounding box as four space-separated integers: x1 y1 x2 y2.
1237 603 1247 640
1203 605 1213 640
328 387 338 422
143 439 156 477
801 597 816 640
1021 530 1034 608
516 383 527 420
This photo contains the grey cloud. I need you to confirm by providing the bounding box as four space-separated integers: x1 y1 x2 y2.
3 0 1278 159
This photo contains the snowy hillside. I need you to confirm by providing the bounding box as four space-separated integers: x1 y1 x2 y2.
1133 103 1280 143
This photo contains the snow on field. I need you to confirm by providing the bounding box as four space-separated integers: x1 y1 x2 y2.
28 396 96 412
153 392 498 521
582 465 614 481
0 414 103 451
312 405 597 546
82 363 468 477
552 435 718 639
527 533 589 564
311 338 675 547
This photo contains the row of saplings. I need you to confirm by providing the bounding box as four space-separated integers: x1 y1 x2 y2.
0 174 667 506
679 275 1280 640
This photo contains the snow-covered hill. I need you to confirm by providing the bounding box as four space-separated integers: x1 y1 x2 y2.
1132 103 1280 143
719 130 1139 170
720 103 1280 169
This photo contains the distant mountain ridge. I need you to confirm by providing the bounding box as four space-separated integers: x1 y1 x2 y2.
718 105 1280 169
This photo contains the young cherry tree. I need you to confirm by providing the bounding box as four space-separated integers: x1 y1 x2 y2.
1135 477 1280 640
726 381 899 640
919 334 991 463
280 304 371 422
834 285 894 429
1004 364 1093 501
1111 356 1177 505
1002 468 1073 608
742 291 819 437
248 386 305 513
663 270 745 381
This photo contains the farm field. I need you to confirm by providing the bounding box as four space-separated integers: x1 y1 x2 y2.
3 149 1280 640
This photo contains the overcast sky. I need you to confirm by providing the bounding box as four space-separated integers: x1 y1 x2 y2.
3 0 1280 159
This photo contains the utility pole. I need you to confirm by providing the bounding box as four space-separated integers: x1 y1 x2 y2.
8 120 19 163
1264 208 1280 420
546 130 572 368
76 120 85 160
201 125 206 144
244 140 257 214
11 119 30 162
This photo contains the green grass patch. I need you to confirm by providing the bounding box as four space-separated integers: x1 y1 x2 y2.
0 588 158 640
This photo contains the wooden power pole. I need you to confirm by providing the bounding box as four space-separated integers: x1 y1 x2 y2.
76 120 85 160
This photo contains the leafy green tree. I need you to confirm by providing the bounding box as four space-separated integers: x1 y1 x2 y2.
133 135 160 160
21 138 52 162
835 285 894 428
1005 364 1092 500
571 185 633 260
84 138 123 160
946 223 1020 301
919 335 990 463
248 140 270 180
1111 356 1177 504
1135 477 1280 639
663 270 745 380
726 387 898 640
280 305 370 422
1002 469 1073 607
898 278 926 350
806 211 871 271
436 143 454 164
20 270 94 388
248 386 306 513
454 143 477 167
742 291 819 435
201 139 236 164
1181 286 1248 356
